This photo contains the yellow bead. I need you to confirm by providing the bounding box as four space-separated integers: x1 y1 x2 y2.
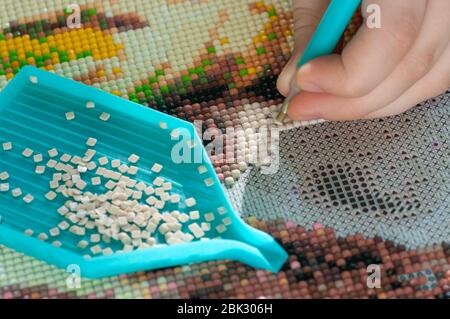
256 1 265 8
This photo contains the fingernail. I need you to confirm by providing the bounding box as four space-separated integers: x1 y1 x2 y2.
298 81 324 93
287 107 320 121
297 64 324 93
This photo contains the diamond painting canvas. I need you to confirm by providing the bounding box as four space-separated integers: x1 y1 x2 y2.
0 0 449 300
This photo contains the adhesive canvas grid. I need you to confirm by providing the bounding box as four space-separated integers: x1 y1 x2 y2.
0 0 449 299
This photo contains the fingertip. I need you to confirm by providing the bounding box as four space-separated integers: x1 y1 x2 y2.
276 74 290 97
286 92 366 122
276 63 296 97
295 56 341 94
286 92 322 121
277 52 303 97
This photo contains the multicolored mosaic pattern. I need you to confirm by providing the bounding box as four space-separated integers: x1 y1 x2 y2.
1 0 449 299
0 0 316 186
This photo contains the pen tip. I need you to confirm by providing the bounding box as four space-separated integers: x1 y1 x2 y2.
275 101 289 125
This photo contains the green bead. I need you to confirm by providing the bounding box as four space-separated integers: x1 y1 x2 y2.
76 53 84 59
155 69 165 76
160 85 169 94
195 66 204 74
236 57 244 65
142 84 150 91
36 61 44 67
100 21 108 30
128 93 137 100
144 90 153 97
149 76 158 84
268 9 277 17
83 50 92 57
267 32 277 40
207 46 216 54
0 34 5 41
223 72 231 80
239 69 248 76
39 37 47 43
135 86 143 93
202 59 211 66
228 83 235 89
256 47 266 55
0 69 5 76
87 8 97 16
182 75 190 83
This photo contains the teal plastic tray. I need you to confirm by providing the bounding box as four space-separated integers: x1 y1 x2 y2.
0 66 287 278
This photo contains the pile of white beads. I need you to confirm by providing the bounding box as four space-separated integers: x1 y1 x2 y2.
0 132 231 258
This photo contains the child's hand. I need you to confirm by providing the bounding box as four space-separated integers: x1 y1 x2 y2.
277 0 450 121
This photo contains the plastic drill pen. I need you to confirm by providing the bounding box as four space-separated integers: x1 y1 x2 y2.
275 0 361 124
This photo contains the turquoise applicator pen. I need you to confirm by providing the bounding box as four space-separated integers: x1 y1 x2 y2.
275 0 361 124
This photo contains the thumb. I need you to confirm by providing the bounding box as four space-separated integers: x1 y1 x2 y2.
277 0 331 96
